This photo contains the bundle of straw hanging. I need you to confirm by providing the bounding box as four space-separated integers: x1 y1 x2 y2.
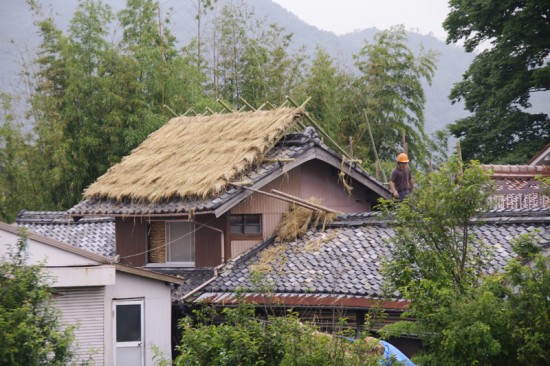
274 198 336 243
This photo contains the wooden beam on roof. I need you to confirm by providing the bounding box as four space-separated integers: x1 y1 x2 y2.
230 183 338 213
263 158 295 163
271 189 342 214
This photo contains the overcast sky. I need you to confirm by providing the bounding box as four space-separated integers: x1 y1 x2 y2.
271 0 451 40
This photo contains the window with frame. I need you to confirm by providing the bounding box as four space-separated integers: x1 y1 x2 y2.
165 221 195 265
230 214 262 239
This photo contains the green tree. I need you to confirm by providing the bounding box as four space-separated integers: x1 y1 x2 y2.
0 230 76 365
296 48 354 147
0 94 44 222
12 0 207 212
204 1 305 107
174 303 385 366
444 0 550 164
348 25 438 170
380 156 550 365
381 156 494 293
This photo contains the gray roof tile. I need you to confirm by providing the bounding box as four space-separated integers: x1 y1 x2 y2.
198 209 550 301
16 210 115 257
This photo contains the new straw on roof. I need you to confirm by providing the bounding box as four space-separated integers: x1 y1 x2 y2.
84 107 304 202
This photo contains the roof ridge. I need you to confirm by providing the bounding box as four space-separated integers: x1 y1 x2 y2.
17 210 113 224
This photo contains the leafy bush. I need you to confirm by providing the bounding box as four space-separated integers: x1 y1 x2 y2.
0 231 76 365
173 303 385 366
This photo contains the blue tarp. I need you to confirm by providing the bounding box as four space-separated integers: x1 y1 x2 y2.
379 341 415 366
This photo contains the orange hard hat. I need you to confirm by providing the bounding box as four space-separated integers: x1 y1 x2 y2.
397 153 409 163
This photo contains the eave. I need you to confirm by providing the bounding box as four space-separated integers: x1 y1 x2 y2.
194 292 409 311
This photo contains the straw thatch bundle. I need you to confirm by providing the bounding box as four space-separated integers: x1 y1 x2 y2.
84 107 304 202
274 198 337 243
249 243 288 274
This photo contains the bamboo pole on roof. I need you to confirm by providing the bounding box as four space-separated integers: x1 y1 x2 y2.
278 100 290 108
182 108 197 116
364 110 387 183
217 99 233 112
239 97 256 111
265 101 276 109
163 105 178 117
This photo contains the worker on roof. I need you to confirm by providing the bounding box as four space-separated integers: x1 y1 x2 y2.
389 153 414 201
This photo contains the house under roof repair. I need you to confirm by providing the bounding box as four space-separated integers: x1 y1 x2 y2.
65 107 389 274
14 106 550 360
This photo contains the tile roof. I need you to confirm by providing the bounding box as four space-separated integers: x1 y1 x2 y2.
482 164 550 178
15 211 206 292
69 128 388 216
482 164 550 209
194 209 550 306
16 210 115 257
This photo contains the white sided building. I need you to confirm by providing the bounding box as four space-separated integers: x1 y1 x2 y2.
0 222 182 366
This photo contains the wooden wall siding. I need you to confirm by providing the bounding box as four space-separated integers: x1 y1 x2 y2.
195 214 225 267
116 218 148 267
231 168 301 254
231 239 259 258
300 160 371 213
148 221 165 263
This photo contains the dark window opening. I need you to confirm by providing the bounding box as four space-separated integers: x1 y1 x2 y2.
230 214 262 239
116 304 141 342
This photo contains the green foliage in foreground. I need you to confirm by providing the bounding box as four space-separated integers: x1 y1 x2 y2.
172 304 391 366
0 230 76 365
380 156 550 365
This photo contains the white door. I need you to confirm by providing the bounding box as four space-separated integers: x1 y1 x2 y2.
114 299 144 366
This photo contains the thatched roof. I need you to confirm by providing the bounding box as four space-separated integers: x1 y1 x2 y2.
84 107 305 202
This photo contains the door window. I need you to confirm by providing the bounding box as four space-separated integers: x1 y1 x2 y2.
114 300 144 366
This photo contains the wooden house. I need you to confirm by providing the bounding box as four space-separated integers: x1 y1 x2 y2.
0 221 183 366
66 107 390 286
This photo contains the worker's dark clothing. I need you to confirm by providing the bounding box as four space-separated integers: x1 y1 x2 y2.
390 166 413 201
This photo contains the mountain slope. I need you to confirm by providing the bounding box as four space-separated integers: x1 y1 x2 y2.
0 0 474 134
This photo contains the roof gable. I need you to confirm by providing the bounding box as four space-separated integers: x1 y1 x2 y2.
528 142 550 166
84 108 305 202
